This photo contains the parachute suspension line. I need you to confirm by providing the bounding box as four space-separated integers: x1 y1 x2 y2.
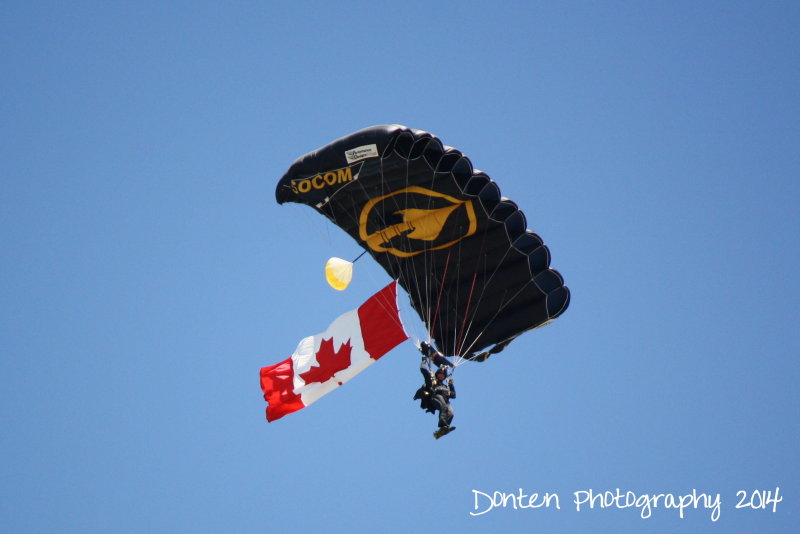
427 152 447 344
403 149 433 351
428 247 452 348
427 149 462 359
421 166 434 347
455 243 516 358
453 270 479 367
313 172 364 252
385 147 427 347
388 145 433 352
459 280 531 357
402 149 429 344
352 249 368 263
454 200 482 362
454 226 490 361
447 213 467 365
295 201 337 249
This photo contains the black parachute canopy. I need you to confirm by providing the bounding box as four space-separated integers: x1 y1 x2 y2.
276 125 569 359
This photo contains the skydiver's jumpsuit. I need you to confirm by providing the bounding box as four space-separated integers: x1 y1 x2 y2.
419 355 456 428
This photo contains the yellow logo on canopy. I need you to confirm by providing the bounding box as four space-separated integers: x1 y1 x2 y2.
358 186 477 258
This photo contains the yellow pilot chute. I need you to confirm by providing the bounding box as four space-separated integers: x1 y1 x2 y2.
324 257 353 291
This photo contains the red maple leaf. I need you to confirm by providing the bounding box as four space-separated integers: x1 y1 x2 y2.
299 337 353 385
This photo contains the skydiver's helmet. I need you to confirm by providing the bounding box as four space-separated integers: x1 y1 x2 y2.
435 366 449 380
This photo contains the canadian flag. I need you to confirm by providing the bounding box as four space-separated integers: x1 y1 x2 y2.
260 282 408 422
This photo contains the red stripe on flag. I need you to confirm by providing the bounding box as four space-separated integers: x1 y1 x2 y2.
359 281 408 360
260 358 305 422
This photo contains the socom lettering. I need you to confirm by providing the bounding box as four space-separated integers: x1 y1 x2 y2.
291 167 354 195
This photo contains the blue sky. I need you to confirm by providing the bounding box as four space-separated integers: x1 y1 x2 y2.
2 1 798 532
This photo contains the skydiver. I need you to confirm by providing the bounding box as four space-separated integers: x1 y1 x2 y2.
413 341 456 439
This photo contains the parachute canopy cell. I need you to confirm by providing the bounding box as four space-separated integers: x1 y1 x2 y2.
276 125 570 358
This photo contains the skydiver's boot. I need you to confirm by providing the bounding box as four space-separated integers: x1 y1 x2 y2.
433 425 456 439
